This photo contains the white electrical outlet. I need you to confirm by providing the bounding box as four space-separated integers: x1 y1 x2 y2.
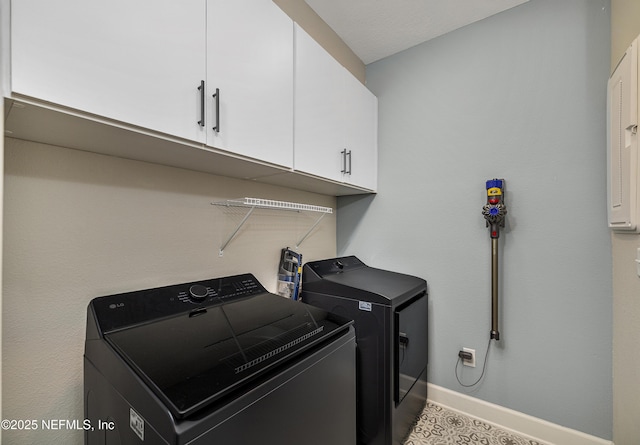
462 348 476 367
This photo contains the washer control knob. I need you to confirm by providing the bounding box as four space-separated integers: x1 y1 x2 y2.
189 284 209 301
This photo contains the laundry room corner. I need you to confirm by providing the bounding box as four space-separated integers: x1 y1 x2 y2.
338 0 613 441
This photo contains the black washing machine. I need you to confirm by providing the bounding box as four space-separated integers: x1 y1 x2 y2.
302 256 428 445
84 273 356 445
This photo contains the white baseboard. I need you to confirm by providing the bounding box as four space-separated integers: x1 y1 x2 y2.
427 383 613 445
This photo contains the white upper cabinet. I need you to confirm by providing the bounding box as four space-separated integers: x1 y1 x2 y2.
294 24 377 191
11 0 207 143
343 72 378 191
8 2 374 194
294 24 346 183
10 0 294 168
206 1 294 168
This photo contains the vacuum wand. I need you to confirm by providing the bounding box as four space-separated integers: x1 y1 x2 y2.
482 179 507 341
491 238 499 340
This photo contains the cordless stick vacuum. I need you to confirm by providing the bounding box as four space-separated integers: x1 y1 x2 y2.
482 179 507 341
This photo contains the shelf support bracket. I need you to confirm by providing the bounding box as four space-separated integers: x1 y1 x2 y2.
218 206 255 257
296 212 328 248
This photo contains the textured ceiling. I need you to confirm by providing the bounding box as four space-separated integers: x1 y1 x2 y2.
305 0 529 64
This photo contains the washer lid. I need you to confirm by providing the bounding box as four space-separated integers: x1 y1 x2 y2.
91 276 351 419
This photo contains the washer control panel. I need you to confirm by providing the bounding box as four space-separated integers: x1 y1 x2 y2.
90 273 267 333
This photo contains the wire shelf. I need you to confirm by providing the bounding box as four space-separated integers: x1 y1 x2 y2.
213 197 332 214
211 198 333 256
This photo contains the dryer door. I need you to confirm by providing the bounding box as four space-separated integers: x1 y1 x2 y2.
394 292 428 405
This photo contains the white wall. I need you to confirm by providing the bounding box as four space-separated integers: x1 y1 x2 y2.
338 0 612 440
2 138 336 444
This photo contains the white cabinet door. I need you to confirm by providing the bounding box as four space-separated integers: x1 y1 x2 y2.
11 0 207 143
294 24 377 190
206 0 293 168
607 37 639 231
294 24 345 183
343 73 378 191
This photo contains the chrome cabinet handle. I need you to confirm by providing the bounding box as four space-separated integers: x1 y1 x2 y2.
212 88 220 133
197 80 205 127
341 149 347 173
341 149 352 175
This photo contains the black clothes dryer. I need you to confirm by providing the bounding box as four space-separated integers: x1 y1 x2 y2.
302 256 428 445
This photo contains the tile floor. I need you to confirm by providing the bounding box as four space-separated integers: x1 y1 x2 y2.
404 402 551 445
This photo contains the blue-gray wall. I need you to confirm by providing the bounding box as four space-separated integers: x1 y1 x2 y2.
337 0 612 439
